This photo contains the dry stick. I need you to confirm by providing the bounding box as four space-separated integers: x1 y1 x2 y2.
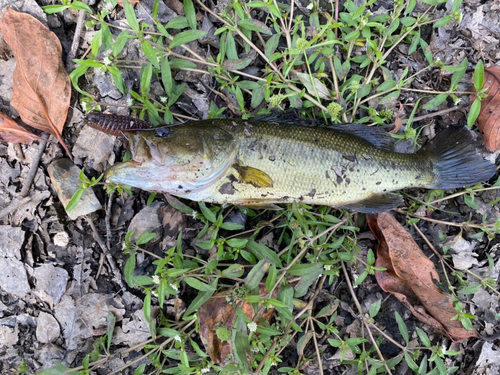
340 260 393 375
19 132 49 197
105 190 115 252
254 341 278 375
86 215 127 291
393 208 495 230
0 196 31 219
66 8 87 72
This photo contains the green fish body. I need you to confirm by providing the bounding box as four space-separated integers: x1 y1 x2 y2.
103 119 496 213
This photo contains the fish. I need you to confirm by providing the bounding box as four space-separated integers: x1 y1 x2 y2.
91 114 496 213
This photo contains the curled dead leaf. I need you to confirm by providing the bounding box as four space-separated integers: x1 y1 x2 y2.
198 285 274 364
473 66 500 151
367 213 478 342
0 7 72 157
0 112 44 143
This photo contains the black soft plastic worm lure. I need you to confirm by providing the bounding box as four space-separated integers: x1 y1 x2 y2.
86 112 154 136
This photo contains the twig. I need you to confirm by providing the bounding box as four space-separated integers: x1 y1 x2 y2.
254 341 278 375
19 133 49 197
341 260 393 375
105 190 114 252
0 196 31 219
86 215 127 291
66 8 87 72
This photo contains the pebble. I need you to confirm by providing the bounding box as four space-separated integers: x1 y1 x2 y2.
47 158 102 220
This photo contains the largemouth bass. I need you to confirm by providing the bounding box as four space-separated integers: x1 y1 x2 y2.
90 115 496 213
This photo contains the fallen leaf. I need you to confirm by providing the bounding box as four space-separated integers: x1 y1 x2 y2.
296 72 331 100
0 7 72 157
473 66 500 151
367 213 478 342
198 285 274 364
0 112 44 143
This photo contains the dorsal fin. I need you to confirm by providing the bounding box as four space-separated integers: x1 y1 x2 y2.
328 124 394 151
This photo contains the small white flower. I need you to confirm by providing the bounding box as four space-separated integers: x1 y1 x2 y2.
247 322 258 332
174 335 182 342
81 101 87 112
324 264 331 271
103 56 112 66
53 232 70 247
126 97 133 106
152 290 158 297
453 97 461 106
306 2 313 10
152 275 160 284
160 96 168 104
201 367 210 374
170 283 179 292
251 346 260 353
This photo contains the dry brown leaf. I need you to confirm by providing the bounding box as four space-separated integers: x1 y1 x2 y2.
367 213 478 342
0 112 44 143
474 66 500 151
0 7 72 157
198 285 274 364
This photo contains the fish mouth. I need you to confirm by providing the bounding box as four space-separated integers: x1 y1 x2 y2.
105 160 144 186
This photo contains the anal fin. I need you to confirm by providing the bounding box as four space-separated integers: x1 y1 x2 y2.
339 193 403 214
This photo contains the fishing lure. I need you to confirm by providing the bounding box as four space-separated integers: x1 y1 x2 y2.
86 113 154 136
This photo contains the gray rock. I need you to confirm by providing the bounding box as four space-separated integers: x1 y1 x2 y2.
20 0 48 26
128 201 165 244
47 158 102 220
0 58 15 107
34 263 69 306
93 68 122 100
34 343 65 370
73 126 116 173
0 256 30 297
0 225 24 258
36 312 60 344
0 321 18 348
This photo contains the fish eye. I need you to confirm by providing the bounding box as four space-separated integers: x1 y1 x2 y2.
155 127 171 137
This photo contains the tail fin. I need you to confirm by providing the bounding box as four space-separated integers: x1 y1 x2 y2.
418 127 496 189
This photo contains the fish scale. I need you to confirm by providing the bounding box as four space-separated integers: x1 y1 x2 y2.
203 120 434 207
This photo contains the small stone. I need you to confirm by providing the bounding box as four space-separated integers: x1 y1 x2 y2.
36 312 60 343
0 322 18 348
73 126 116 172
0 257 30 298
34 264 69 306
47 158 102 220
128 201 165 244
93 68 122 100
0 225 24 258
0 58 15 108
21 0 48 26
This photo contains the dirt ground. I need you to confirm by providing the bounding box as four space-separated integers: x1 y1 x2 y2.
0 0 499 374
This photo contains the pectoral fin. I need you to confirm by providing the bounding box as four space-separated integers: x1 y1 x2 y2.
233 164 273 188
339 193 403 213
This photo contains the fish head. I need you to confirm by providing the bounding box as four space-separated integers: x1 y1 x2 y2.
105 125 236 195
